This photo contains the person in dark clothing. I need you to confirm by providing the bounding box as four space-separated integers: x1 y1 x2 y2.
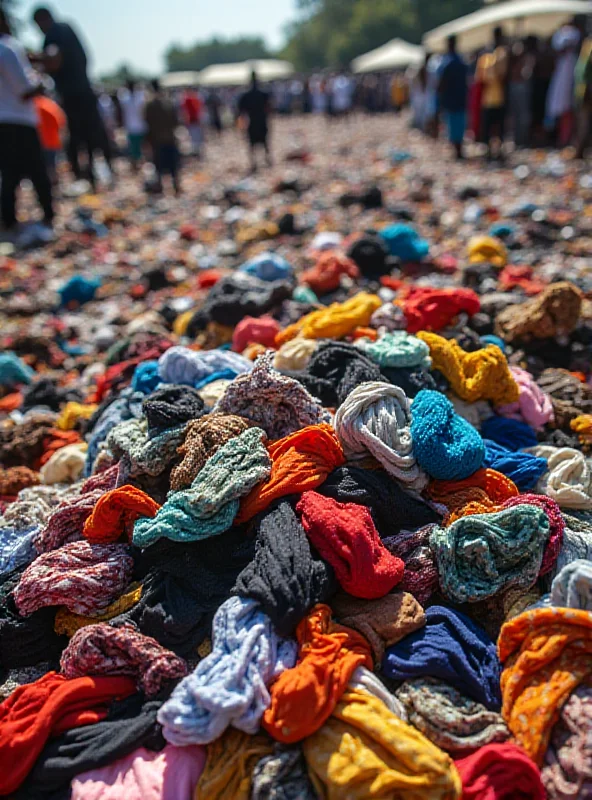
439 35 469 159
238 71 271 172
206 91 223 135
32 5 113 188
144 79 181 196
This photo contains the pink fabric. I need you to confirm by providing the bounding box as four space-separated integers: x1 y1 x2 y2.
496 367 554 430
71 745 206 800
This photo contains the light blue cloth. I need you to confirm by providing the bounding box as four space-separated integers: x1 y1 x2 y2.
240 251 293 282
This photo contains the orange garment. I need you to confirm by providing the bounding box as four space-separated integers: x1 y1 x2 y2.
37 430 82 468
427 469 518 509
34 96 66 150
83 485 161 544
262 604 373 743
498 607 592 766
236 423 345 524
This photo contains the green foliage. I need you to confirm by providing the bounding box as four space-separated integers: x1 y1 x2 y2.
165 35 271 72
282 0 483 70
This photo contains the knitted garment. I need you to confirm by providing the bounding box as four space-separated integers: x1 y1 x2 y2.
197 378 232 408
1 484 72 532
39 429 83 468
303 687 462 800
170 413 252 491
398 286 480 334
234 501 336 637
83 485 160 544
239 251 291 279
382 525 440 605
417 333 519 405
356 330 431 369
157 596 297 745
0 524 38 575
262 604 373 743
232 315 281 353
70 744 205 800
483 439 548 491
555 514 592 573
542 685 592 800
370 301 407 330
449 395 493 431
381 362 438 398
14 541 134 616
54 583 143 637
525 445 592 510
299 251 359 295
318 465 440 538
0 351 34 387
237 424 345 524
296 491 404 599
84 388 144 477
467 235 508 266
283 341 383 408
395 678 510 756
331 592 426 663
157 345 252 386
349 665 407 720
334 382 427 492
455 743 545 800
537 368 592 426
572 414 592 451
0 413 55 469
481 415 538 451
0 466 39 497
275 292 382 345
251 743 318 800
40 443 87 485
142 384 206 432
60 623 187 696
215 351 325 439
411 390 485 481
56 401 97 431
131 360 161 395
499 607 592 765
0 671 135 795
273 338 318 372
194 728 274 800
551 559 592 610
107 419 185 483
16 694 166 798
382 605 502 710
134 427 270 546
428 469 519 508
429 505 549 604
496 366 554 429
495 281 583 343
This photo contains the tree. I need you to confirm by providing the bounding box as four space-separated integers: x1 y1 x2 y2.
165 36 271 73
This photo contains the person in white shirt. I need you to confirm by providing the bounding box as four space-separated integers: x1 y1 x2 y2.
118 79 146 171
0 8 54 240
331 74 353 116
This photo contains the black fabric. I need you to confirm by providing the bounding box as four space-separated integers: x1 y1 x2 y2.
43 21 91 97
380 364 438 398
14 694 165 800
0 124 54 228
346 234 392 278
317 466 441 538
234 501 336 637
21 379 82 413
61 90 112 183
142 385 206 433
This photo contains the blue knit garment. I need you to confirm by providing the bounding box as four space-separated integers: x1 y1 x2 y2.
239 251 293 282
483 439 548 490
84 388 144 477
58 274 101 306
157 596 297 744
0 525 39 576
381 605 502 710
489 222 516 239
410 390 485 481
480 335 506 353
379 224 429 262
158 346 252 387
0 353 34 388
481 415 538 451
131 361 161 395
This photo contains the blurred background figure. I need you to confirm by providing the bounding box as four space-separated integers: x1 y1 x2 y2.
438 35 468 159
118 78 146 172
476 26 509 159
181 86 203 157
238 70 271 172
144 78 181 195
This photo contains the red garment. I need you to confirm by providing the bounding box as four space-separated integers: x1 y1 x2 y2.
398 286 480 334
296 491 404 599
83 484 161 544
182 92 202 125
0 672 135 795
469 80 483 139
455 743 545 800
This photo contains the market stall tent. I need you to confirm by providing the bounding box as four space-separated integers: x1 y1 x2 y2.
424 0 592 53
352 39 425 73
160 71 201 89
198 59 295 87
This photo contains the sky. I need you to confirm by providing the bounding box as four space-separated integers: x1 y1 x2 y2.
19 0 296 76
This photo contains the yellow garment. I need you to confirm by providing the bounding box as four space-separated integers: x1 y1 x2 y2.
276 293 382 346
273 337 318 372
194 321 234 349
303 688 462 800
476 48 508 108
194 728 274 800
467 236 507 267
56 401 98 431
54 583 143 637
571 414 592 449
417 332 519 405
236 221 280 244
173 309 195 337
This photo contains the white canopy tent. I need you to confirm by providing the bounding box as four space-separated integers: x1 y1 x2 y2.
198 59 295 87
423 0 592 53
160 71 201 89
351 38 424 73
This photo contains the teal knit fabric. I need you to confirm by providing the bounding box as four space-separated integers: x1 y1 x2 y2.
430 504 550 603
133 427 271 547
357 331 432 370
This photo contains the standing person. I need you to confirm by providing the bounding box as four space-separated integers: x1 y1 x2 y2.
546 21 581 146
32 5 113 188
206 90 222 135
238 71 271 173
574 35 592 158
475 26 509 160
144 79 181 195
438 35 469 159
531 38 554 142
507 37 537 147
97 89 118 153
0 8 54 243
118 79 146 171
34 94 66 184
331 72 353 117
425 53 443 137
181 87 203 156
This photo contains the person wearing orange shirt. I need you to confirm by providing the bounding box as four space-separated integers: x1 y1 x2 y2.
34 94 66 184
